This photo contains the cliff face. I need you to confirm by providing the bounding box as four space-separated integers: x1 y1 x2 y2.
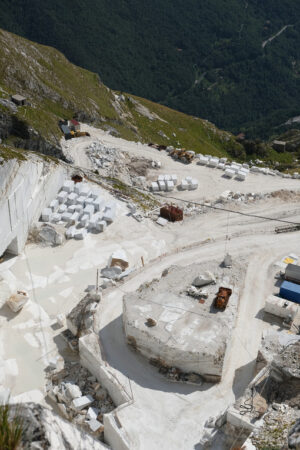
0 109 66 160
0 148 68 256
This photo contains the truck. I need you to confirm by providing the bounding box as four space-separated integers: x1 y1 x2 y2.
214 287 232 310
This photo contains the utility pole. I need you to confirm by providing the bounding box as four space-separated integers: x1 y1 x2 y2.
96 269 99 293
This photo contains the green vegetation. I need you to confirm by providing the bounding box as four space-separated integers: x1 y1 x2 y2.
108 177 159 211
0 27 299 168
0 28 246 160
0 145 27 163
0 403 23 450
0 0 300 139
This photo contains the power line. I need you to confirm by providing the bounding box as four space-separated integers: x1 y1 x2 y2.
154 192 300 225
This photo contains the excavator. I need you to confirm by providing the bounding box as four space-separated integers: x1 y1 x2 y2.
170 148 194 163
70 130 90 138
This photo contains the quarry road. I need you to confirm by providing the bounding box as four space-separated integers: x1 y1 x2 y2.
2 193 300 403
61 124 300 203
97 230 300 450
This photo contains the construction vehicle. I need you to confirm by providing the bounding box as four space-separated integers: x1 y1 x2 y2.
169 149 194 163
214 287 232 310
160 205 183 222
70 131 91 138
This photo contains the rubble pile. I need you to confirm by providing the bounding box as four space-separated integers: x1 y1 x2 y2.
87 141 121 170
250 403 299 449
46 362 115 440
216 190 267 204
149 357 203 385
87 141 152 184
186 285 208 299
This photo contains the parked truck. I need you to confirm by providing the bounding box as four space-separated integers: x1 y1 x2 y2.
214 287 232 310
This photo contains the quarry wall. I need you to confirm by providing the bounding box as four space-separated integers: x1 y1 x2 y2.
79 333 132 450
0 157 67 256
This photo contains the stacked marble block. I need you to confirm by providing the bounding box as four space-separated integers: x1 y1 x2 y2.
197 154 228 169
196 154 249 181
180 176 198 190
224 163 249 181
151 174 177 192
41 180 116 240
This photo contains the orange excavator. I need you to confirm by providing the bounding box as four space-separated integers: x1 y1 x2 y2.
70 130 90 138
214 287 232 310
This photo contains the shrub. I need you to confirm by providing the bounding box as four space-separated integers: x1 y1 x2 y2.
0 403 23 450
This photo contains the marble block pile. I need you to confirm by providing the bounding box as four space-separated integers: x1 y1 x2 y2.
224 163 249 181
151 174 178 192
41 180 117 240
196 154 249 181
180 176 198 191
196 154 228 169
196 153 295 179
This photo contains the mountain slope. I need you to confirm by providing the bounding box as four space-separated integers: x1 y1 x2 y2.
0 28 243 160
0 0 300 138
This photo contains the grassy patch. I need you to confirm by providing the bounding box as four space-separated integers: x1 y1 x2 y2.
0 403 23 450
108 177 159 210
0 145 27 163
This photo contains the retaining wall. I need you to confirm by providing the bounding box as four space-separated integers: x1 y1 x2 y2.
79 333 132 450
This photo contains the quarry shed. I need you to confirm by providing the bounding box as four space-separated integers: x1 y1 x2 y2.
11 94 26 106
280 280 300 304
285 263 300 285
69 119 80 131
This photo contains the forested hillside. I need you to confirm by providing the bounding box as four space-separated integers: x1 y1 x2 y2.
1 0 300 138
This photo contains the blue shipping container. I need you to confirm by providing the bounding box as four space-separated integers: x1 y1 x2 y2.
280 280 300 304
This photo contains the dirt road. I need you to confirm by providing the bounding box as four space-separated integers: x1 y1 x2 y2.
95 224 300 449
61 124 300 203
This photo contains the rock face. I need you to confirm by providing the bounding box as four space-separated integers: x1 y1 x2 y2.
0 109 67 161
0 156 67 256
289 419 300 449
9 402 108 449
66 292 101 337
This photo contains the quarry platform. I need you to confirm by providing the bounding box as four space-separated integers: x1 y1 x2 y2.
123 262 243 382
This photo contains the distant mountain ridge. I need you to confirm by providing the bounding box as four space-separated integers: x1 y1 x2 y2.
0 0 300 138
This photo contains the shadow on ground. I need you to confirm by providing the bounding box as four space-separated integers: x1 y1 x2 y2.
232 358 256 400
0 304 19 321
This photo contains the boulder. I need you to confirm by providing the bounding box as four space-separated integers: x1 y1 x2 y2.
192 271 216 287
37 224 64 246
6 290 29 312
65 382 82 400
101 266 122 280
108 249 129 271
